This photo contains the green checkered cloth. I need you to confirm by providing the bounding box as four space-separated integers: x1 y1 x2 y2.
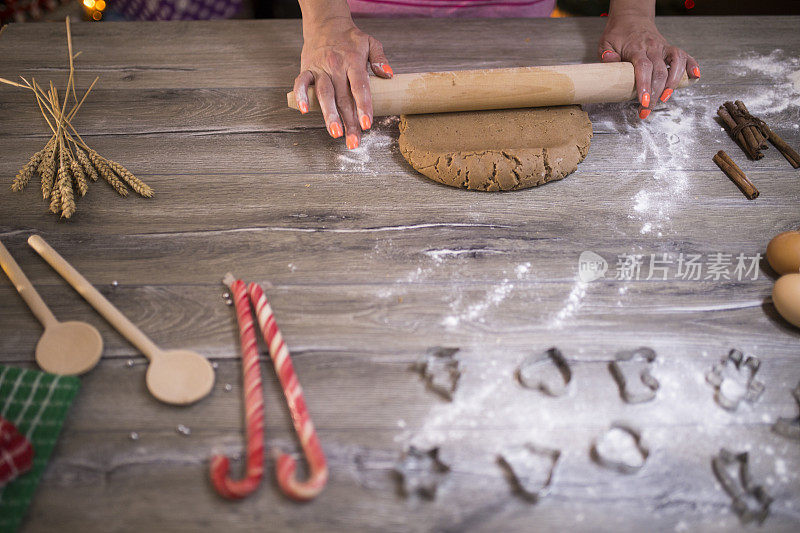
0 365 80 533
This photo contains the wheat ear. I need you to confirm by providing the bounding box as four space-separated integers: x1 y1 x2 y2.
75 146 99 181
70 156 88 196
40 138 58 199
57 140 76 218
49 178 62 214
88 148 128 196
104 158 153 198
13 144 48 191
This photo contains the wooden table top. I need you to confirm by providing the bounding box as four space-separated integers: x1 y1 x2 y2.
1 16 799 532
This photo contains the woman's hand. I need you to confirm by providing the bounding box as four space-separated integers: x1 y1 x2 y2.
598 9 700 120
294 16 392 149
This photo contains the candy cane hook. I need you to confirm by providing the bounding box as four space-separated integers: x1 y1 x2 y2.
209 274 265 499
248 282 328 501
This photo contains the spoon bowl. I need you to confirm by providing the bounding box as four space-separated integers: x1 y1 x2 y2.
1 239 103 377
36 320 103 376
146 349 215 405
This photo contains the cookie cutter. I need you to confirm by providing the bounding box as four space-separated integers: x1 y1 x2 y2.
609 347 659 404
706 349 764 411
394 446 450 500
516 347 571 397
413 347 461 401
772 381 800 440
712 448 772 525
497 443 560 503
591 423 649 474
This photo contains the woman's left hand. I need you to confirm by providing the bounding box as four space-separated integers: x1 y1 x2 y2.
598 13 700 119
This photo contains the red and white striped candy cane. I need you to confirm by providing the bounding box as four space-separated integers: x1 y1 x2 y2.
209 274 265 499
248 282 328 501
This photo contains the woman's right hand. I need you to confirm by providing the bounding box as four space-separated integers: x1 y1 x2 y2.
294 16 393 150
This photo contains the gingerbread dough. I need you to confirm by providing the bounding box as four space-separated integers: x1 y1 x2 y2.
398 106 592 191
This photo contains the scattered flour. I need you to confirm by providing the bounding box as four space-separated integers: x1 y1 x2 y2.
515 262 531 278
437 259 534 328
548 280 588 329
336 116 398 172
441 277 516 328
732 50 800 115
375 263 434 298
775 458 787 478
587 90 698 239
627 104 696 236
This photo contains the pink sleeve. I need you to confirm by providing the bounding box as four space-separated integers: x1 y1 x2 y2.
348 0 556 18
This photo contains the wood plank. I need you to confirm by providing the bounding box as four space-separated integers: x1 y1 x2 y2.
1 155 799 238
0 210 790 287
0 82 798 138
0 18 798 90
0 280 791 360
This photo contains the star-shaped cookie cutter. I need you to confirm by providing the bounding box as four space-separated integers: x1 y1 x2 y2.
394 446 450 500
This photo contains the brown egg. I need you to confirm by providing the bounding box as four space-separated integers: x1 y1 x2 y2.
767 230 800 275
773 273 800 328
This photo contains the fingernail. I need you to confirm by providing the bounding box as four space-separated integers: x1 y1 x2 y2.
601 50 614 60
639 108 651 120
641 92 650 108
360 114 372 130
299 101 309 114
346 134 359 150
329 122 343 138
660 88 673 103
692 66 701 78
382 64 393 77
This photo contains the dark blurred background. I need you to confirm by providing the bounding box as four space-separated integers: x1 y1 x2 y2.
3 0 800 25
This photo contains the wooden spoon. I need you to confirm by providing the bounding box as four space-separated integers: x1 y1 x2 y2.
0 239 102 375
28 235 215 405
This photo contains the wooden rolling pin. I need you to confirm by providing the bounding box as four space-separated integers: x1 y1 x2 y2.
286 62 695 116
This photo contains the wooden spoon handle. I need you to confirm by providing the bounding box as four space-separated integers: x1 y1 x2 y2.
27 235 160 360
0 239 57 328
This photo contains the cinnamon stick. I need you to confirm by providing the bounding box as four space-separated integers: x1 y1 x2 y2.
723 102 762 159
717 99 800 169
735 100 768 150
763 124 800 169
713 150 759 200
717 106 761 160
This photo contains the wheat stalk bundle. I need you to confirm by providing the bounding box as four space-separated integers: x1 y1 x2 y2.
1 17 154 219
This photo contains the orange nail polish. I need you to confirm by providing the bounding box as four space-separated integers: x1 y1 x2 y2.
382 64 394 76
360 114 371 130
639 108 651 120
346 134 359 150
299 101 309 114
329 122 343 138
660 88 673 103
641 92 650 108
693 66 701 78
601 50 614 60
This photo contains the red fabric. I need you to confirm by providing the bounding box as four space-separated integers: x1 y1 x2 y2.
0 417 34 486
